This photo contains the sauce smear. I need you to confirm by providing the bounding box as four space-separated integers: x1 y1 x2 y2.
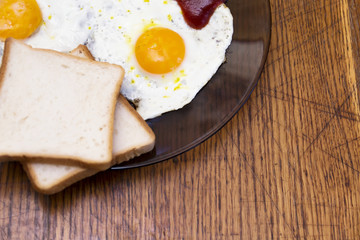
175 0 226 29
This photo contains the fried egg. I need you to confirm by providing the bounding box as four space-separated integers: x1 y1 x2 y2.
0 0 93 64
0 0 42 40
0 0 42 65
0 0 233 120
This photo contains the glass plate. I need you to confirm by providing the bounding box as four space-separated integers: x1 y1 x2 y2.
113 0 271 169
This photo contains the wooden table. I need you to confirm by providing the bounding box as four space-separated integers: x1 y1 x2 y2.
1 0 359 239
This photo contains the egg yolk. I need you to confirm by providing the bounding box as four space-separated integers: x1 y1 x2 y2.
0 0 42 40
135 27 185 74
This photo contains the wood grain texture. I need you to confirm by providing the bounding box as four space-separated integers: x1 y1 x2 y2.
0 0 359 239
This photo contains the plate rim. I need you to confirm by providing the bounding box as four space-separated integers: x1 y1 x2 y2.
112 0 272 170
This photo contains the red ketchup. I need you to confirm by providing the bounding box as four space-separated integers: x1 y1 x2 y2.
175 0 226 29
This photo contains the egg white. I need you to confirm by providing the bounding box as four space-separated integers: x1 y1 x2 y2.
86 0 233 119
29 0 96 52
0 41 4 66
0 0 233 120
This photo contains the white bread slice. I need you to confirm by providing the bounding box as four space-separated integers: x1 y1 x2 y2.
22 45 155 194
0 39 124 169
69 44 95 60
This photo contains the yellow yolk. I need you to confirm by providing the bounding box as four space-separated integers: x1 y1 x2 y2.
0 0 42 40
135 27 185 74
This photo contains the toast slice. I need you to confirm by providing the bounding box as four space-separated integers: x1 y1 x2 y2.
0 39 124 169
22 45 155 194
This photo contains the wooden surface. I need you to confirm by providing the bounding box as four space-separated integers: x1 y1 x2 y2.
1 0 360 239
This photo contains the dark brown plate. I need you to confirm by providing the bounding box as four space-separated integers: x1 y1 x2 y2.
113 0 271 169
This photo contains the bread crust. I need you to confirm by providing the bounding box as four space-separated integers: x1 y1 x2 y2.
0 39 12 98
20 45 155 194
114 96 155 164
22 94 156 194
23 94 155 194
0 39 124 170
22 162 98 195
69 45 96 60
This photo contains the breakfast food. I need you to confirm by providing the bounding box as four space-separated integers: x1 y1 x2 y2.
0 0 42 40
0 0 233 193
23 94 155 194
20 45 155 194
70 44 95 60
0 39 124 170
0 0 233 119
86 1 233 119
